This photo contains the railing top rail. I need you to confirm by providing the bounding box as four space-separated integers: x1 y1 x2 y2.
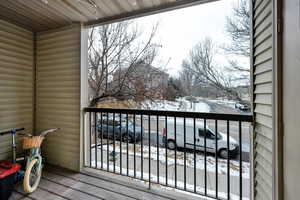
84 107 253 122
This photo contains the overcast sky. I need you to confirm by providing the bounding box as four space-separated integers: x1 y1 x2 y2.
133 0 248 77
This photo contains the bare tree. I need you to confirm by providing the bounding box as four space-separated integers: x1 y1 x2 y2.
224 0 250 76
113 62 168 102
179 60 195 96
88 21 162 106
182 38 241 101
164 77 184 100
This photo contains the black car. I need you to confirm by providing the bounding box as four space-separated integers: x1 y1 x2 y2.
97 117 143 143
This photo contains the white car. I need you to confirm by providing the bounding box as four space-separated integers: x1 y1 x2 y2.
162 120 239 158
235 102 250 111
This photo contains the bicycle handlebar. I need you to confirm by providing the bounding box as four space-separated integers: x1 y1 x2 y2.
0 128 25 136
39 128 60 137
0 127 60 137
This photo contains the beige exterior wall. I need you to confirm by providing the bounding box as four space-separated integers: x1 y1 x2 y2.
282 0 300 199
252 0 274 199
36 25 81 171
0 22 82 171
0 20 34 160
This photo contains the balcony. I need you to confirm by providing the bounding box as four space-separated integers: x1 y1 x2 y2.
83 108 252 199
0 0 285 199
9 108 252 200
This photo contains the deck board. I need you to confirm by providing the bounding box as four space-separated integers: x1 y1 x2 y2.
10 165 202 200
45 168 170 200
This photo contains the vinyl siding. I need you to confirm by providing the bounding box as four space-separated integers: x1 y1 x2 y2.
36 25 81 171
0 20 34 159
252 0 273 199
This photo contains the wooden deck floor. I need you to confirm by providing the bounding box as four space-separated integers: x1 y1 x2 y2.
10 165 203 200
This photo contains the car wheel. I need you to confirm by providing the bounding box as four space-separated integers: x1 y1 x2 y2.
122 134 133 143
219 149 229 159
167 140 176 150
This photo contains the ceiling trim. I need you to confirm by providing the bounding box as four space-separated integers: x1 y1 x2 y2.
84 0 218 27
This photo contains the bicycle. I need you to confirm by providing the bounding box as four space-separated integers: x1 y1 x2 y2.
0 128 59 193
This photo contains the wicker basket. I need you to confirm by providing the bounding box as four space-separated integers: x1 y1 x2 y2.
22 136 44 150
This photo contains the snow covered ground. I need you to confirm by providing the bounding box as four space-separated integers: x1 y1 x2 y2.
91 141 250 199
91 161 248 200
95 143 250 179
141 98 210 113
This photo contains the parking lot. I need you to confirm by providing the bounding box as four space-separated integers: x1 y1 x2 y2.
92 116 251 161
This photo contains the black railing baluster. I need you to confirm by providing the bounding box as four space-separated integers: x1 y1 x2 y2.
94 112 97 169
126 114 129 176
239 121 242 200
120 113 122 175
148 115 151 188
227 120 230 199
215 120 218 199
141 115 144 180
184 117 186 190
174 117 177 188
165 116 168 186
133 114 136 178
204 118 207 196
89 112 92 168
157 115 159 184
100 112 103 169
113 113 116 173
193 118 196 193
107 112 109 171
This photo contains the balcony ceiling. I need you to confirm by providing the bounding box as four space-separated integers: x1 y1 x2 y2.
0 0 213 32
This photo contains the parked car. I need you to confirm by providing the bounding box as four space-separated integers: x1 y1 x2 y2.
162 120 239 158
235 101 251 111
97 117 143 143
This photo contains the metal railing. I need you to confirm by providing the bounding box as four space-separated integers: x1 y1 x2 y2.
84 107 253 200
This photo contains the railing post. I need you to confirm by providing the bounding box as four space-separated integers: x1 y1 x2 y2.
83 110 90 168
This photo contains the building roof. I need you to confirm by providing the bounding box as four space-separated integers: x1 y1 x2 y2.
115 61 169 77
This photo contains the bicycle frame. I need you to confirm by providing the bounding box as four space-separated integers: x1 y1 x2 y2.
26 148 42 172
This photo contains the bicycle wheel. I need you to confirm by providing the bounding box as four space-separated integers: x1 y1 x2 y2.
23 158 42 193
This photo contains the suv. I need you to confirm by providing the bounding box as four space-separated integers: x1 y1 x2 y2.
162 120 239 158
97 117 143 143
